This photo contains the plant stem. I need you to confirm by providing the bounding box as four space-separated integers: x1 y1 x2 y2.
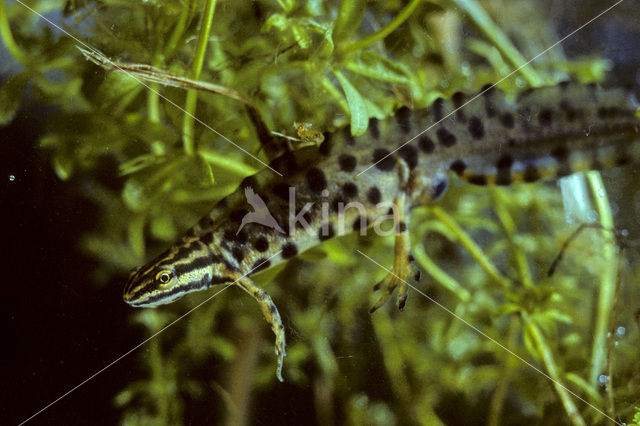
431 206 511 289
585 171 617 388
0 1 27 64
491 188 534 289
165 0 193 59
450 0 542 87
523 313 587 426
182 0 217 156
488 317 518 426
412 242 471 301
340 0 421 54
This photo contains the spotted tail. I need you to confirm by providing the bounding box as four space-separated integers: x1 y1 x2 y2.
402 82 640 186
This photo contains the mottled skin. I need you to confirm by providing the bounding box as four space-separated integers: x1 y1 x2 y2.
124 82 640 380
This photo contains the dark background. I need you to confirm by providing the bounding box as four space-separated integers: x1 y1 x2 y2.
2 1 640 425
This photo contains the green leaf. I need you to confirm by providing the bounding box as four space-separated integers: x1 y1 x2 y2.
343 51 411 84
0 72 29 126
150 213 177 241
122 178 151 212
276 0 296 13
333 0 366 41
262 13 288 32
333 69 368 136
52 153 74 180
291 23 312 49
128 213 146 258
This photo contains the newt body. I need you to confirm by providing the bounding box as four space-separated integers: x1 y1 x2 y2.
124 83 640 380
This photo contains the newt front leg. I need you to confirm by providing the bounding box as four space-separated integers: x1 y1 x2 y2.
235 276 286 382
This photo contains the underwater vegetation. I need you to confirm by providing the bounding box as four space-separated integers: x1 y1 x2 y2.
2 0 640 424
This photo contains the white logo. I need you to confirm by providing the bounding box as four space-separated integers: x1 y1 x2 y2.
237 187 285 234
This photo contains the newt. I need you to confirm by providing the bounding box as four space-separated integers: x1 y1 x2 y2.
124 82 640 381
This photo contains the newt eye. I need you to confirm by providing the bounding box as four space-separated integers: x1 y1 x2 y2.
155 269 175 286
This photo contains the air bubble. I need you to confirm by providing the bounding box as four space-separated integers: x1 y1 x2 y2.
598 374 609 385
616 326 626 338
9 175 15 181
585 209 598 222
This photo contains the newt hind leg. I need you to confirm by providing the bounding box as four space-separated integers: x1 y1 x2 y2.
370 194 422 313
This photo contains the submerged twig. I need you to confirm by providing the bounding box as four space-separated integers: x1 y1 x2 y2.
76 46 253 105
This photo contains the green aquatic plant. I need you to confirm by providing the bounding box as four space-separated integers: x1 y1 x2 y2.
2 0 640 424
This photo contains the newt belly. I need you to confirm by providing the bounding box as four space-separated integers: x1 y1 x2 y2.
123 82 640 381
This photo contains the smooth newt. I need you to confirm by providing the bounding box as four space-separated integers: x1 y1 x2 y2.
124 82 640 381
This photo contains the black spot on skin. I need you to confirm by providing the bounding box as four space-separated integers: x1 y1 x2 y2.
481 83 495 94
523 164 540 182
254 236 269 252
551 146 571 177
433 179 448 200
432 97 444 121
559 101 580 121
468 175 487 186
232 247 244 263
496 154 513 170
251 257 271 273
338 154 357 172
372 148 396 171
223 229 247 244
229 209 248 223
270 151 298 174
369 118 380 139
559 80 571 90
233 229 248 244
496 154 514 186
306 167 327 193
616 155 630 166
319 132 332 155
418 135 435 153
449 160 466 176
342 182 359 199
468 116 485 139
198 216 215 228
201 232 215 245
398 145 418 169
367 187 382 204
352 215 368 232
452 91 466 121
551 146 568 162
500 112 515 129
598 107 622 119
281 242 298 259
539 108 553 126
437 127 457 147
343 127 355 146
272 182 291 200
318 223 335 241
395 106 412 133
397 221 407 233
